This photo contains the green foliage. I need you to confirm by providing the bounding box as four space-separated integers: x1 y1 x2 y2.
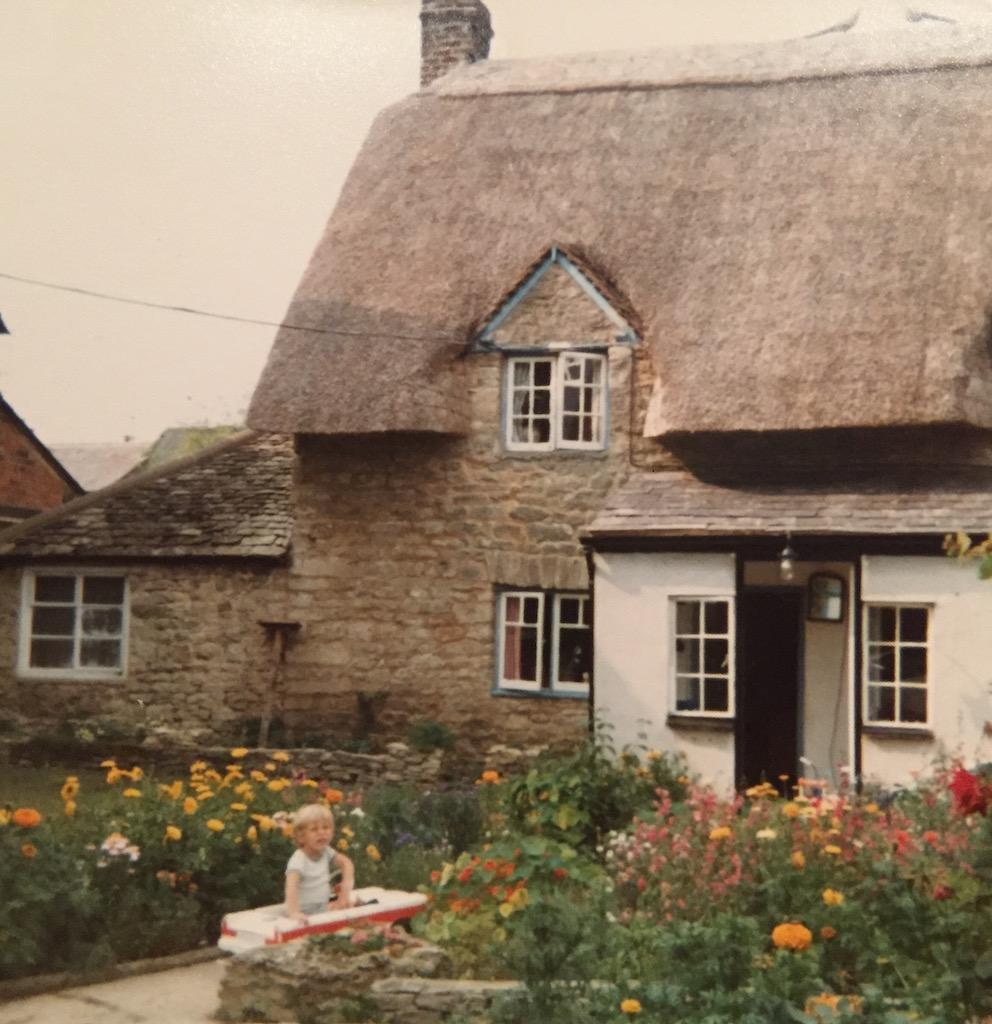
358 784 483 859
406 719 455 753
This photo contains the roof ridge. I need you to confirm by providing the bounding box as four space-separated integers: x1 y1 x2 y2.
0 429 261 550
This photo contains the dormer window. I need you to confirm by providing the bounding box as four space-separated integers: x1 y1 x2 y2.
506 351 606 451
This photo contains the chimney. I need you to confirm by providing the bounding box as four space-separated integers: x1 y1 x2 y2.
420 0 493 88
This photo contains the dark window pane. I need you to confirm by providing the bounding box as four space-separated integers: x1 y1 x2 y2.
557 628 590 684
867 645 895 682
29 639 73 669
581 599 591 626
561 414 579 441
584 360 600 385
505 595 521 621
533 361 553 386
518 627 538 681
533 418 551 443
562 387 581 412
900 607 928 643
523 597 540 623
83 577 124 605
581 416 594 443
676 638 699 674
32 606 75 636
868 685 896 722
80 639 121 668
511 418 529 443
503 624 539 683
82 607 122 637
869 607 896 642
533 390 551 416
704 601 728 635
34 576 75 602
899 646 927 684
900 688 927 723
676 601 699 635
559 597 581 625
704 677 729 712
676 677 700 711
704 638 728 674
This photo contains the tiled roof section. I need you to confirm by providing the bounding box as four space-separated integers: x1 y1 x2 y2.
0 432 293 560
587 470 992 537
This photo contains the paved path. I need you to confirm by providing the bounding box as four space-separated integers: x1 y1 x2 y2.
0 959 228 1024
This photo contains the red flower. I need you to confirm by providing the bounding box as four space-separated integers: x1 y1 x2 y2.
457 867 474 884
932 883 954 901
949 767 989 816
553 867 569 880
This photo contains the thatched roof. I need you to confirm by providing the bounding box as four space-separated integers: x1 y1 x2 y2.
587 468 992 537
0 432 293 562
249 23 992 437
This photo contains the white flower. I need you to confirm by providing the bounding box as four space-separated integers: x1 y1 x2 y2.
350 807 366 818
755 828 777 841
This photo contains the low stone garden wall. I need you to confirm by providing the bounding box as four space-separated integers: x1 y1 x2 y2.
217 929 519 1024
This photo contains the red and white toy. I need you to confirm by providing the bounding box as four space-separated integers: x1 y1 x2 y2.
218 887 427 953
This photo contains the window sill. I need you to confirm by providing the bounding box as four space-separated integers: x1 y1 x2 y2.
862 724 933 740
500 448 610 460
667 713 735 733
17 671 125 683
492 687 588 701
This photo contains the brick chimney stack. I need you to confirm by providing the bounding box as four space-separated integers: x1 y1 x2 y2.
420 0 493 87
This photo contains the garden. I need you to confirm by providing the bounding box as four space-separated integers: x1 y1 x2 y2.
4 731 992 1024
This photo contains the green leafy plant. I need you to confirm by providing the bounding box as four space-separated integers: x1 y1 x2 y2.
407 720 455 753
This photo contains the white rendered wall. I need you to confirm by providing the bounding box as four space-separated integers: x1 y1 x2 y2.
861 556 992 787
594 551 736 789
742 562 853 786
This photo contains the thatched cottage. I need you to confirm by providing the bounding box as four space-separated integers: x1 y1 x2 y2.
6 2 992 785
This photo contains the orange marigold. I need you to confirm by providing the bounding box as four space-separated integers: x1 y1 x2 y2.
820 926 837 940
620 998 642 1015
12 808 42 829
21 842 38 859
709 826 732 841
790 850 806 869
771 922 813 951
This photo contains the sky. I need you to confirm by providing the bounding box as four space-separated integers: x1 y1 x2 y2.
1 0 983 444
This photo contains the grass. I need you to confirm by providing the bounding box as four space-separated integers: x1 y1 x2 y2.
1 765 111 816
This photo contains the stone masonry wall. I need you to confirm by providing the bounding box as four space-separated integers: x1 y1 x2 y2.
0 561 289 744
280 268 680 750
0 405 75 515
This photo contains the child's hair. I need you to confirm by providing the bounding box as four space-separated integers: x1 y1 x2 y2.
292 802 334 843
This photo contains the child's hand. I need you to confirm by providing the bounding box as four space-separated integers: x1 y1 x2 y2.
289 910 308 924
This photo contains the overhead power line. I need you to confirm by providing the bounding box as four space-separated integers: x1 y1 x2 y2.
0 270 457 343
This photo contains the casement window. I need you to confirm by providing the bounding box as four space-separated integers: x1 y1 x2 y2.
863 604 930 726
497 590 591 695
505 352 606 451
19 571 128 678
671 597 734 716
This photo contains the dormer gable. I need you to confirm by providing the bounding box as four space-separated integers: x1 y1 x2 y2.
474 245 640 351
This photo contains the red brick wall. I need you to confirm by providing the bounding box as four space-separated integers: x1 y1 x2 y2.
0 407 74 513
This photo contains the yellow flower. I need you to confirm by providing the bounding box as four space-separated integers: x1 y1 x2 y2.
246 825 258 842
159 780 183 800
771 922 813 951
341 824 355 838
189 760 208 773
300 779 319 789
337 838 349 851
266 779 290 793
183 796 199 815
620 998 642 1015
206 819 225 832
204 769 222 783
272 751 290 763
100 758 116 768
123 788 142 799
230 803 248 812
230 747 249 759
791 850 806 869
250 770 267 782
60 776 80 801
64 800 77 818
709 826 732 841
106 767 124 784
823 844 843 857
164 825 182 842
782 802 801 819
196 790 214 801
822 888 845 906
864 802 880 815
0 810 10 826
128 767 144 782
366 844 382 862
265 762 277 772
252 814 274 832
234 781 254 797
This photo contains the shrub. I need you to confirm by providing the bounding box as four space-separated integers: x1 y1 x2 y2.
407 720 455 753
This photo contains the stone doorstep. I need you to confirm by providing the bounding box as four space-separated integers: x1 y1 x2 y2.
0 945 224 1003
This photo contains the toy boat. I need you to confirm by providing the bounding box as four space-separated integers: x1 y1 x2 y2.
218 886 428 953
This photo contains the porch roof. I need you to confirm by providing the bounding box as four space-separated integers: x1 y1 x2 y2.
586 470 992 538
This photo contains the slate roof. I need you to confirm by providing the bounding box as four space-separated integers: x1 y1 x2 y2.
0 432 293 561
587 470 992 537
249 22 992 438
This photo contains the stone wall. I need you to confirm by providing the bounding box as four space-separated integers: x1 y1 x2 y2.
0 561 288 743
0 404 75 515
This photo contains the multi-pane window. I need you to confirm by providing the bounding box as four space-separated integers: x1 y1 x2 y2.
20 572 127 677
864 604 930 725
497 590 591 695
672 598 733 716
505 353 605 451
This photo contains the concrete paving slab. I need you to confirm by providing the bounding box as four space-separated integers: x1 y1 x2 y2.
0 959 228 1024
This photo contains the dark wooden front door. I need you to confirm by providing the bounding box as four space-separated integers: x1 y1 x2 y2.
736 590 802 791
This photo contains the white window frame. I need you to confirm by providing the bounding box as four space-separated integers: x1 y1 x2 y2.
504 352 606 452
18 569 129 680
669 596 735 718
862 603 931 728
497 589 591 696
